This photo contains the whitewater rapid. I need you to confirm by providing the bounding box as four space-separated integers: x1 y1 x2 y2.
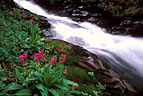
14 0 143 92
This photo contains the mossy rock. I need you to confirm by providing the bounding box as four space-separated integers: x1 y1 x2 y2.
66 66 97 84
66 66 88 83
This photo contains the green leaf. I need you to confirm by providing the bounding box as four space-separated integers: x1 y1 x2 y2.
65 90 81 94
63 79 79 86
55 84 70 90
4 83 23 92
0 81 6 90
36 84 48 96
96 82 105 90
34 71 43 83
35 34 40 41
48 89 60 96
16 68 24 82
42 65 50 85
51 65 63 84
22 77 37 86
43 64 52 85
15 89 32 95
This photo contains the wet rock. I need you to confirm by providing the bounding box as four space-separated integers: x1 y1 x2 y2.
79 52 127 91
92 13 99 16
39 17 51 29
120 20 132 26
78 6 84 9
72 9 88 17
88 17 97 22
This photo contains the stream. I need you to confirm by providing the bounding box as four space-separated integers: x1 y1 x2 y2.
14 0 143 93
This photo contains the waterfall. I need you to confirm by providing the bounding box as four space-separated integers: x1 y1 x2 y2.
14 0 143 92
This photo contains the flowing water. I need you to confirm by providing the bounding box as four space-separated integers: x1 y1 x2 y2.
14 0 143 92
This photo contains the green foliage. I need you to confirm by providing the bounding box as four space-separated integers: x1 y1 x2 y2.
0 5 45 64
0 69 7 79
0 78 7 95
0 82 6 95
45 40 60 55
77 82 106 96
2 61 80 96
93 82 106 96
5 64 80 96
88 71 95 77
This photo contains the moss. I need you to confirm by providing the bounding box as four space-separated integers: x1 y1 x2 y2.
105 88 124 96
65 66 92 83
77 84 96 96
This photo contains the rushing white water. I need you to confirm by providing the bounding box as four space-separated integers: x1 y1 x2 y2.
14 0 143 91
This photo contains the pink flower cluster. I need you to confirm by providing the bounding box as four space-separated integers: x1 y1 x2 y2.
30 18 33 24
19 53 28 63
48 56 57 65
22 12 26 18
33 48 46 62
19 51 68 75
9 12 13 16
10 8 33 23
13 8 16 10
60 54 66 64
64 70 68 75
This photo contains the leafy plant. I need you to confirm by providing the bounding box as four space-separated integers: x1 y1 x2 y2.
0 5 45 65
88 72 95 77
93 82 106 96
2 51 81 96
0 80 6 95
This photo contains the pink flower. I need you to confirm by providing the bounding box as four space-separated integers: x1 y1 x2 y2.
12 8 16 10
9 12 13 16
19 53 28 63
19 55 25 58
24 53 28 57
22 12 26 18
30 18 33 24
39 48 44 56
33 53 41 58
60 54 64 59
48 60 53 65
53 56 57 62
19 58 24 63
33 48 45 62
48 56 57 65
40 48 44 54
60 54 66 64
35 57 41 62
64 70 68 75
